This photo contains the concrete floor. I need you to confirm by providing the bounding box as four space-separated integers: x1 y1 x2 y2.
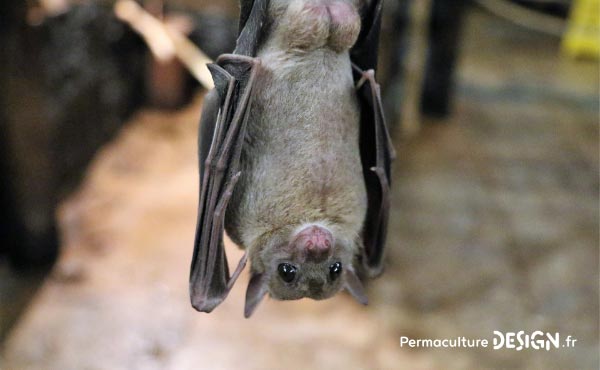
1 8 598 370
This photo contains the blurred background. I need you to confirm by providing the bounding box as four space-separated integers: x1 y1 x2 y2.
0 0 598 369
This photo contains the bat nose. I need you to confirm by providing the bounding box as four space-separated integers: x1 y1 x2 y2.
300 225 332 262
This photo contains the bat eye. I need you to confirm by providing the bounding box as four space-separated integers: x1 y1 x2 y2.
329 262 342 280
278 263 297 283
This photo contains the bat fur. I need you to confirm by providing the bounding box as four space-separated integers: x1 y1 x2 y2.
224 0 368 303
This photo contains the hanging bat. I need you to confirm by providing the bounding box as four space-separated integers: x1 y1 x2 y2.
189 0 394 317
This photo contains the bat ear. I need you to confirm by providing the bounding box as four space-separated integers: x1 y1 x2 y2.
344 268 368 305
244 272 268 318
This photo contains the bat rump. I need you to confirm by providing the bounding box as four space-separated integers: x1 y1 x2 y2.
189 0 394 314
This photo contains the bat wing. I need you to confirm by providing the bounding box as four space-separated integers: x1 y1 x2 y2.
351 0 396 278
189 0 268 313
235 0 269 56
351 0 384 72
190 55 261 312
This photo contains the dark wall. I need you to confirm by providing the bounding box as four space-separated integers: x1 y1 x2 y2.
0 2 237 266
0 3 145 266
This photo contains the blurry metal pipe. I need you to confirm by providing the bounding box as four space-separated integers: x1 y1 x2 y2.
475 0 566 36
114 0 215 89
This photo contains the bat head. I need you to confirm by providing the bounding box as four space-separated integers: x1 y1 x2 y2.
244 223 367 317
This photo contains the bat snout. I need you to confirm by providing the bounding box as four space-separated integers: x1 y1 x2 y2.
294 225 333 262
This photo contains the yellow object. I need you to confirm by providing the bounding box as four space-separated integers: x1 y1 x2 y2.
562 0 600 60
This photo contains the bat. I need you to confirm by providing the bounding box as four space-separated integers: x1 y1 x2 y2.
189 0 394 317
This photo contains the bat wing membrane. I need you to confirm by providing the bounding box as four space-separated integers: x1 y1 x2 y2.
189 0 268 314
351 0 395 278
190 56 261 312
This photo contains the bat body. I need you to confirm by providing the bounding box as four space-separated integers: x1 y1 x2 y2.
190 0 394 317
225 0 367 303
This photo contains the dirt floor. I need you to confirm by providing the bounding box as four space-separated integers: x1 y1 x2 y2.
1 8 598 370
